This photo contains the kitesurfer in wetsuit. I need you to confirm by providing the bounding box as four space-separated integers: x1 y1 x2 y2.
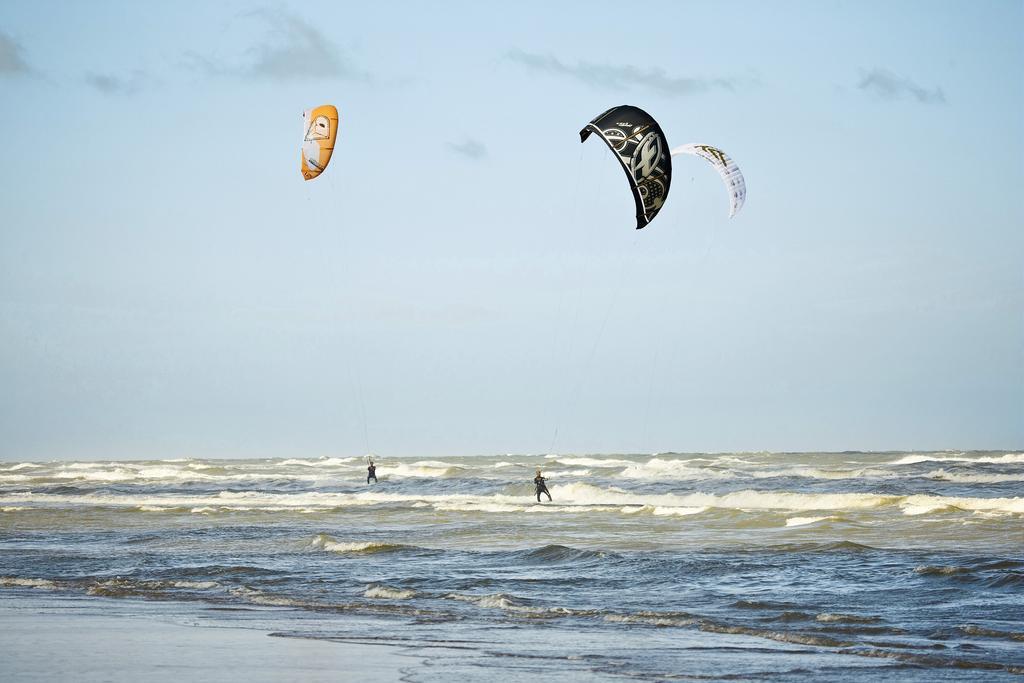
367 460 377 484
534 469 552 502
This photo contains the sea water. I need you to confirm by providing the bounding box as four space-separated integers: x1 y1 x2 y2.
1 451 1022 680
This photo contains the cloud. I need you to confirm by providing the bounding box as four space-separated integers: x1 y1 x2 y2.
85 70 150 96
0 31 34 76
446 139 487 160
186 10 368 82
857 68 945 104
506 48 748 96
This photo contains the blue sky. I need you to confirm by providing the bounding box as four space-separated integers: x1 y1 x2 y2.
1 1 1021 459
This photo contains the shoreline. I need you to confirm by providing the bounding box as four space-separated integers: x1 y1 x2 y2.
0 593 416 683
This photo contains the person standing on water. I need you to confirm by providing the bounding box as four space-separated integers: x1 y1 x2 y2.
534 469 552 502
367 459 377 484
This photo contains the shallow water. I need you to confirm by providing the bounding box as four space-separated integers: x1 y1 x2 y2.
2 451 1022 680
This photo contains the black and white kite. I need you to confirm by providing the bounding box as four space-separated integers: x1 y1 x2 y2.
580 105 672 229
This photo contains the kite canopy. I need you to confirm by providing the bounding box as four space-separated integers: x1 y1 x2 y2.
301 104 339 181
580 105 672 229
671 143 746 218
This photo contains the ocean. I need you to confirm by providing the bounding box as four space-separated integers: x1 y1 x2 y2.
1 451 1022 680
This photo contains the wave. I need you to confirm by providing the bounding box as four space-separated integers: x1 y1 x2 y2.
551 483 1024 515
515 544 613 564
544 456 636 467
697 621 853 648
651 505 709 517
1 467 325 485
444 592 594 618
619 458 734 481
890 453 1024 466
901 503 960 516
306 534 412 554
958 625 1024 642
816 613 882 624
230 586 314 608
915 565 973 577
364 585 416 600
135 505 183 512
732 600 803 610
924 469 1024 484
432 501 523 513
490 461 526 469
765 541 878 554
785 516 837 527
380 461 463 478
86 578 221 597
180 564 283 578
4 479 1021 517
836 646 1024 675
1 463 40 471
0 577 60 589
5 452 1021 494
537 469 592 478
604 612 696 627
915 561 1024 588
551 482 894 512
278 457 357 467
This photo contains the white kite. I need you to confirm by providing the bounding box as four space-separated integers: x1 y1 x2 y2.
670 144 746 218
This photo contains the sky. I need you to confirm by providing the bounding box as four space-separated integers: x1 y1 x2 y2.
0 1 1021 460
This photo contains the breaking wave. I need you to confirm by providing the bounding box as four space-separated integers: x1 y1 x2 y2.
364 585 416 600
305 534 413 554
890 453 1024 466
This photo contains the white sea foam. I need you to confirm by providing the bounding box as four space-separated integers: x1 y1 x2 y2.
890 453 1024 466
7 461 331 485
651 506 709 517
617 459 903 483
901 504 956 516
364 585 416 599
53 467 136 482
2 463 40 471
785 516 833 527
2 484 1020 517
229 586 305 607
551 482 893 512
382 462 461 478
619 458 730 480
444 592 576 616
901 493 1024 514
306 534 398 553
971 509 1015 518
410 460 461 468
446 592 519 610
548 456 635 468
760 466 897 481
536 469 591 478
279 457 356 467
433 501 522 513
170 580 219 590
604 612 695 627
